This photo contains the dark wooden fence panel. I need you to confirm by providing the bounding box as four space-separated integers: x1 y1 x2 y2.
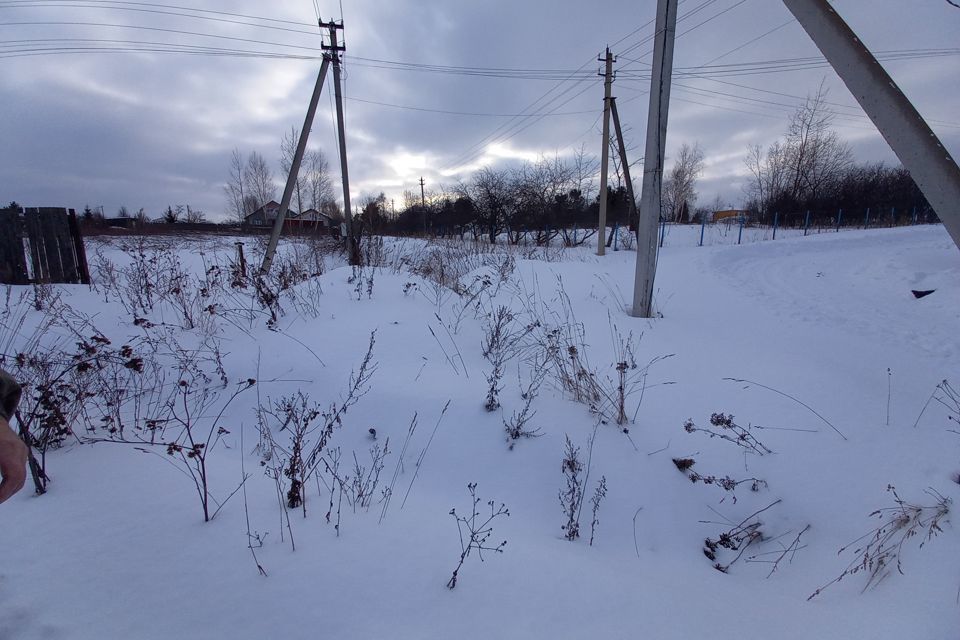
22 211 46 282
1 208 89 285
0 212 28 284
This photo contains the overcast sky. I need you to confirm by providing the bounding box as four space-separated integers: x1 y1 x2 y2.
2 0 959 220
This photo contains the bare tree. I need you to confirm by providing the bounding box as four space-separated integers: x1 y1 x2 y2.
185 206 206 223
511 155 575 244
244 151 276 212
745 141 790 219
744 85 851 219
571 143 599 203
663 142 705 223
279 127 309 215
785 85 852 203
304 149 333 212
224 148 248 224
459 166 512 244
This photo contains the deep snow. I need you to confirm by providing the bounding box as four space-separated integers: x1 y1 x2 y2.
1 224 957 639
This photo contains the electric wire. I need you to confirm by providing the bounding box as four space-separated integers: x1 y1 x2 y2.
440 0 738 172
0 3 322 34
0 20 326 50
0 0 316 26
1 0 956 179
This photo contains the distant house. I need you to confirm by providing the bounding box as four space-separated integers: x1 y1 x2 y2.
103 216 137 229
713 209 749 223
244 201 294 226
292 208 335 228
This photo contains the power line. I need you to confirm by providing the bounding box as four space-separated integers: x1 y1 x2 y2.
0 20 326 50
0 0 317 26
346 95 596 118
442 77 600 172
689 74 960 128
0 3 322 34
699 18 794 66
440 0 734 173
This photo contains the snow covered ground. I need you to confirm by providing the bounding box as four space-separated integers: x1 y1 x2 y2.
1 224 957 639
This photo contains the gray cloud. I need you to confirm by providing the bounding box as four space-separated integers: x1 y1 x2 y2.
2 0 958 219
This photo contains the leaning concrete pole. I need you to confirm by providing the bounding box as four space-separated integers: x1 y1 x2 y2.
261 57 331 274
631 0 678 318
782 0 960 251
610 97 638 234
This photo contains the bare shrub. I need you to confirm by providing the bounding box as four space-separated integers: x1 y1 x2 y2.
446 482 509 589
672 457 767 504
683 412 771 455
530 288 663 427
593 321 642 426
702 500 781 573
503 368 545 447
151 375 257 522
257 391 323 514
745 524 810 578
256 332 377 534
589 476 607 546
913 379 959 429
559 435 584 540
481 306 537 412
347 266 375 301
808 486 950 599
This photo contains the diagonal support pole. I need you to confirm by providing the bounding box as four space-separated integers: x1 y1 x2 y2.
610 97 638 235
261 57 331 274
782 0 960 251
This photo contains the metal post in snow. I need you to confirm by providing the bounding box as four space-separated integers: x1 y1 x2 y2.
912 206 917 225
890 206 895 227
773 211 779 240
738 213 744 245
804 210 810 236
864 207 871 229
836 208 842 232
699 213 706 246
613 223 619 251
659 216 666 248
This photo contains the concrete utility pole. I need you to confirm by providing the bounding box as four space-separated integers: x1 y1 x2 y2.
610 97 638 234
631 0 678 318
419 176 427 234
781 0 960 252
324 20 361 265
260 57 331 274
596 48 615 256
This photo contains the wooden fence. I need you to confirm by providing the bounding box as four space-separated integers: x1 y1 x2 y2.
0 208 90 285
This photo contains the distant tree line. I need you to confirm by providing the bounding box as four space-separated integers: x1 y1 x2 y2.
357 152 639 246
361 89 937 242
76 204 210 227
743 85 934 228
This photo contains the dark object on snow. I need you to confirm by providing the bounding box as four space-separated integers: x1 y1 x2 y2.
368 427 377 439
911 289 936 299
